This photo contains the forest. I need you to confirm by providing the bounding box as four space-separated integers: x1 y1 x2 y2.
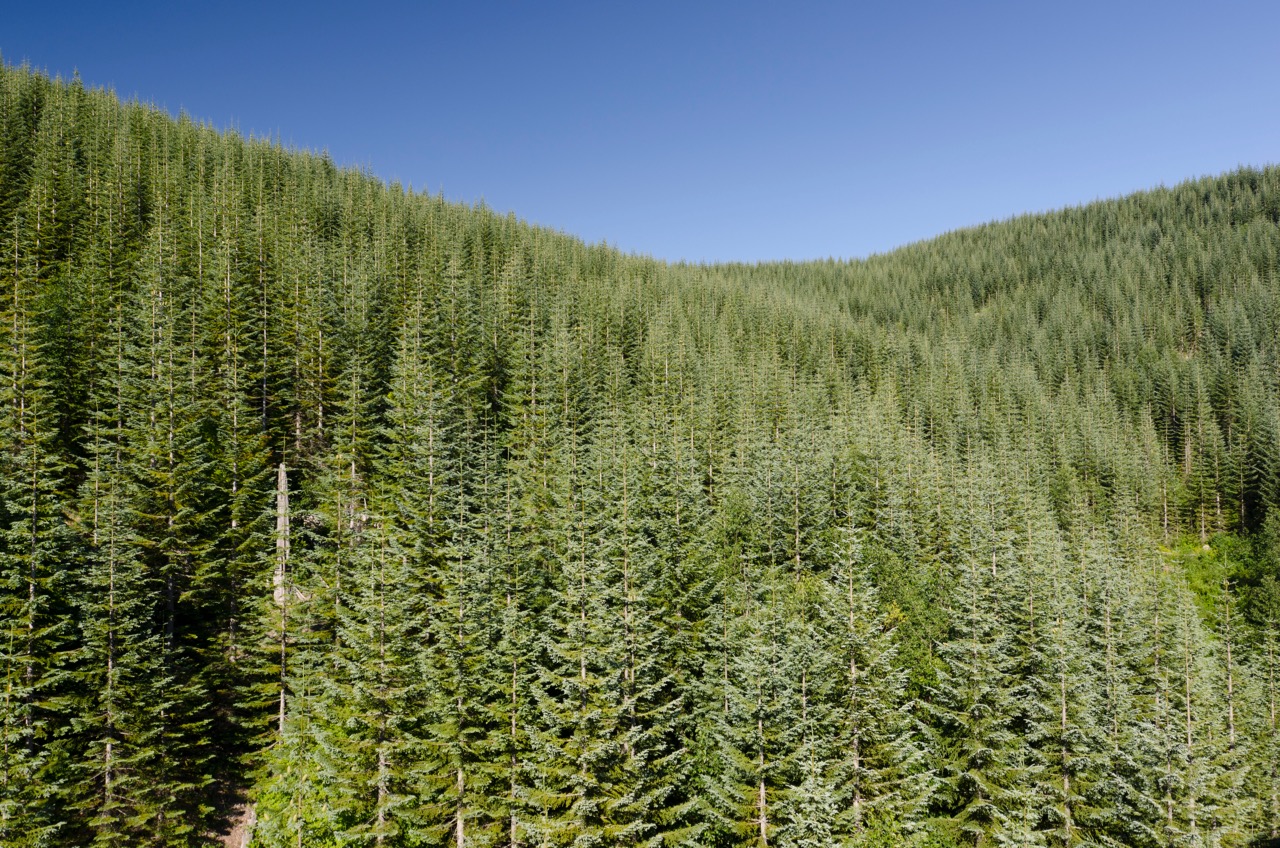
1 63 1279 848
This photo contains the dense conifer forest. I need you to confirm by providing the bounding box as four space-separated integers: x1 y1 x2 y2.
2 64 1280 847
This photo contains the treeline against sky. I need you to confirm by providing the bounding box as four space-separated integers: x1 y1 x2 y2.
2 64 1280 847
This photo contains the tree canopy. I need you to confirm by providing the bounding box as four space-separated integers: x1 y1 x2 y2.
1 63 1279 847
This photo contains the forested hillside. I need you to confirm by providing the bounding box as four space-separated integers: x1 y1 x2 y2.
2 64 1279 848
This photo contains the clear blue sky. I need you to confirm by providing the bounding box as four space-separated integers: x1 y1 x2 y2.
4 1 1278 262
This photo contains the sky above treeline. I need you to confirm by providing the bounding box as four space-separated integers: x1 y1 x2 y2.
4 1 1279 263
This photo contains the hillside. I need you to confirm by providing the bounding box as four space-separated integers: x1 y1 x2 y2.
1 64 1279 847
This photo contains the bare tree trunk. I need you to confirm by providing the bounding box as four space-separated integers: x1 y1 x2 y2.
1184 632 1196 835
274 463 289 733
757 776 768 847
455 767 465 848
757 711 768 847
1266 625 1278 839
376 747 388 847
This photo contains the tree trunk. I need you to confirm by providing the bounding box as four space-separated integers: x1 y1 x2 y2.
274 463 289 733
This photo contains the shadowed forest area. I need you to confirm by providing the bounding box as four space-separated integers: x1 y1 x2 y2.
2 64 1280 847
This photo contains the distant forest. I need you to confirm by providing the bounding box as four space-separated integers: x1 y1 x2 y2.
1 64 1279 847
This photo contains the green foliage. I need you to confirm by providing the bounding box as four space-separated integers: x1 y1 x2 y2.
1 62 1280 846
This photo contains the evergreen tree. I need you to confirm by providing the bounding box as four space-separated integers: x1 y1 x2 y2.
925 472 1026 846
822 525 929 846
0 120 78 845
3 62 1280 848
1253 618 1280 842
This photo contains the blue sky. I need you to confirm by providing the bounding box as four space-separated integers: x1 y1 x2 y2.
4 1 1279 262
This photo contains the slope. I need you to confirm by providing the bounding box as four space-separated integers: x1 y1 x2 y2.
1 63 1278 847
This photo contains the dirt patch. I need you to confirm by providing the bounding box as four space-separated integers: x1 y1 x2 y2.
213 803 256 848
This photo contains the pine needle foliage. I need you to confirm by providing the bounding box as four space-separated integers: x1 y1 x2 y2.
1 63 1279 846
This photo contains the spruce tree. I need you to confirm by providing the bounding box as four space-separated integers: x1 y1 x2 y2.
822 525 929 846
925 471 1026 847
0 122 78 845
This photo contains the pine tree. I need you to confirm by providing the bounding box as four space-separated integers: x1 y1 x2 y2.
0 106 79 844
925 471 1026 847
112 207 220 843
822 525 929 846
701 542 799 848
999 497 1107 847
521 417 659 847
257 247 388 844
1064 515 1163 848
2 62 1280 848
1253 617 1280 842
628 408 717 848
67 202 215 845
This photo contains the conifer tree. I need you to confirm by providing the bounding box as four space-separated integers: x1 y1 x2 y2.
1253 617 1280 842
701 513 800 848
114 209 220 844
521 416 659 847
925 472 1026 846
3 62 1280 848
0 118 78 845
822 525 929 846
